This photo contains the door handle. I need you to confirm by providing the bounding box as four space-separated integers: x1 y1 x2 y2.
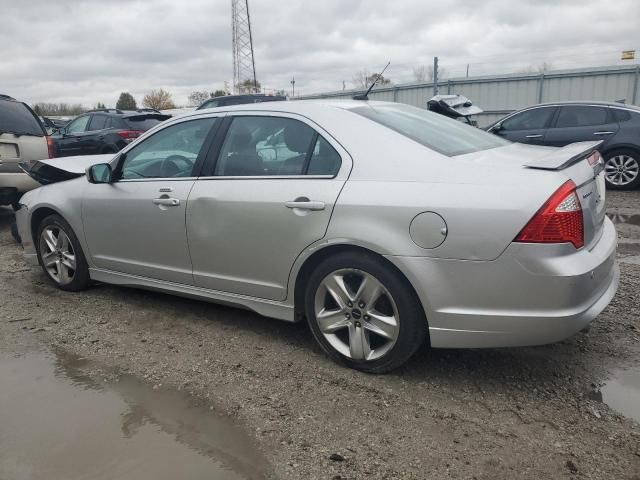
525 134 543 138
152 197 180 206
285 200 325 211
593 131 614 136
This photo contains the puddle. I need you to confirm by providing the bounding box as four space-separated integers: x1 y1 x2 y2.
588 367 640 423
0 349 271 479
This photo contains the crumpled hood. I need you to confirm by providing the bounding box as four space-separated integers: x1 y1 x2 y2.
19 154 116 185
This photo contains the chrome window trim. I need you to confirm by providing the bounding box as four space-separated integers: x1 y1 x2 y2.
196 175 336 181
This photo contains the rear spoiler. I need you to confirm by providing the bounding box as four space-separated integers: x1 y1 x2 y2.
524 141 602 170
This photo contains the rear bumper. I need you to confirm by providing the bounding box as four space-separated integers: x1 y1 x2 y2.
0 172 41 193
388 217 619 348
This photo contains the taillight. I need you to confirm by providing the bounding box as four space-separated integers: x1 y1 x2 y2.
46 136 55 158
116 130 144 143
514 180 584 249
586 150 601 166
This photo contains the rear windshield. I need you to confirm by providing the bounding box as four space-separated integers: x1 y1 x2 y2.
0 99 45 136
351 103 508 156
124 115 169 131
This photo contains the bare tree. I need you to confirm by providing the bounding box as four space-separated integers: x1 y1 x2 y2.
32 102 85 116
414 65 448 83
142 89 176 110
352 70 392 89
187 90 211 107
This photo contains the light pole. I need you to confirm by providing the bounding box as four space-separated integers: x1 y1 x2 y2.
290 76 296 97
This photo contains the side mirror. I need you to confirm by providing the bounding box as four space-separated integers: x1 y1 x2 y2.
86 163 113 184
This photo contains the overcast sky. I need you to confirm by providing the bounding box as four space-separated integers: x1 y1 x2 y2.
1 0 638 107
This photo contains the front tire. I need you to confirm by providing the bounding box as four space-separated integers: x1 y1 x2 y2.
604 149 640 190
36 214 90 291
305 251 427 373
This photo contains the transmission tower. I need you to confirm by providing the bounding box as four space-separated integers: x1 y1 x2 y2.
231 0 258 94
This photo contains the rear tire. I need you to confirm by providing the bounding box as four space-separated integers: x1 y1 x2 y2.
603 149 640 190
36 214 90 292
304 251 427 373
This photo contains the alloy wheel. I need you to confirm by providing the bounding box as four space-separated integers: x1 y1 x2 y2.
314 269 399 361
605 154 639 186
39 226 76 286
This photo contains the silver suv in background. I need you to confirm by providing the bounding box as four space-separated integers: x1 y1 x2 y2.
0 94 52 207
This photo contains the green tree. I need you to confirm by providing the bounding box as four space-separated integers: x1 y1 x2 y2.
116 92 137 110
211 89 227 97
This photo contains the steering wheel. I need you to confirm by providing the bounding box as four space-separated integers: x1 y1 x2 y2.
160 155 193 177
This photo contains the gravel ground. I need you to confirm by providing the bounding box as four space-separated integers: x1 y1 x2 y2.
1 191 640 479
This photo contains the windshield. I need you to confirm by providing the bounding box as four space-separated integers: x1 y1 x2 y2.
0 99 45 136
350 103 508 156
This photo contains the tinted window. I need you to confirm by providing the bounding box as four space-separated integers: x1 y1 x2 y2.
119 118 216 180
352 104 509 156
556 106 609 128
66 116 90 134
611 109 632 122
200 99 220 109
215 116 316 176
0 99 45 136
124 116 169 131
88 115 108 131
501 107 555 131
307 136 341 175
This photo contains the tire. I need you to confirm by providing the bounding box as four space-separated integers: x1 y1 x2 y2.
304 251 427 373
603 149 640 190
36 214 90 292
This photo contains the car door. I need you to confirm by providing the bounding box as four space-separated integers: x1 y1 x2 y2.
84 114 110 154
186 113 351 301
491 106 557 145
55 115 92 157
542 105 620 147
82 116 219 284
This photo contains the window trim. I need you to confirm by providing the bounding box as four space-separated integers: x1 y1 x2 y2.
200 113 345 179
111 116 221 182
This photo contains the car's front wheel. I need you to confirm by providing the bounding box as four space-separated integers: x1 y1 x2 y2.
604 149 640 190
305 251 427 373
36 214 90 291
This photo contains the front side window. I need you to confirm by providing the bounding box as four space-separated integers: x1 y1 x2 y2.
66 116 90 134
119 118 216 180
352 104 509 156
88 115 107 131
215 116 320 176
555 106 609 128
501 107 555 131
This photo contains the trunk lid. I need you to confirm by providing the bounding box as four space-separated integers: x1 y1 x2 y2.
19 154 115 185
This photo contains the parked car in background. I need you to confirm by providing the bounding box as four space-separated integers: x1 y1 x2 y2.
16 101 617 372
487 101 640 190
0 94 53 206
51 109 171 157
197 94 286 110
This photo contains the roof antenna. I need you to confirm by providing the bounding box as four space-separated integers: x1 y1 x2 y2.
353 61 391 100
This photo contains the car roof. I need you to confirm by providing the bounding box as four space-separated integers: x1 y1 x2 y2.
525 100 640 111
191 98 389 115
85 108 167 118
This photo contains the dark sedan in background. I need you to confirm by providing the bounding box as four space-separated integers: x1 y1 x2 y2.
52 108 170 157
487 101 640 190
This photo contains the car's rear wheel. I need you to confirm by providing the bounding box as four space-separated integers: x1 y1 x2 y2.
305 251 427 373
36 214 90 291
604 149 640 190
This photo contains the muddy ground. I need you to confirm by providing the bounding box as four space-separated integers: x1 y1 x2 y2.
1 191 640 479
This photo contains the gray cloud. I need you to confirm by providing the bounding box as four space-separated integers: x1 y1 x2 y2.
1 0 637 106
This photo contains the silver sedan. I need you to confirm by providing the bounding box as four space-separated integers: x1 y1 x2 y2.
15 101 619 372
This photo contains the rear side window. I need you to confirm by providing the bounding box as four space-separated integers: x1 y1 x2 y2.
307 136 341 175
611 109 632 122
88 115 108 131
0 99 45 136
124 116 168 131
556 106 609 128
352 104 508 156
502 107 555 131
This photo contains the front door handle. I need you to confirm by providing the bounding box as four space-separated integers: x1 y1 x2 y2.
525 134 543 139
285 200 325 211
152 197 180 207
593 131 614 136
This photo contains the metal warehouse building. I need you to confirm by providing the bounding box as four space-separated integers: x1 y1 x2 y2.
297 65 640 127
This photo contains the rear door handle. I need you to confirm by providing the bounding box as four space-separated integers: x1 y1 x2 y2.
593 131 614 136
152 197 180 206
525 134 542 138
285 200 325 211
